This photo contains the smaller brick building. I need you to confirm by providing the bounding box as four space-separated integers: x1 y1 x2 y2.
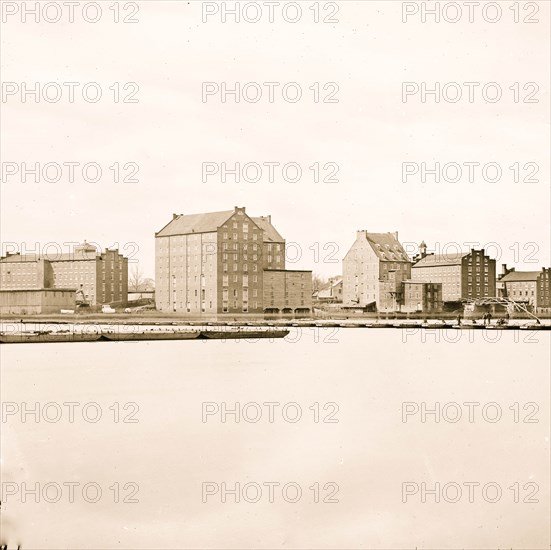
412 248 496 303
402 281 443 313
263 270 312 314
498 267 551 313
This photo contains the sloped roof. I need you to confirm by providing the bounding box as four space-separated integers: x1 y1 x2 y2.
317 288 333 299
501 271 541 282
413 252 469 268
365 233 410 262
252 217 284 243
156 210 285 242
156 210 234 237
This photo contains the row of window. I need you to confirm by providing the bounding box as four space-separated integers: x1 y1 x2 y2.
223 232 259 241
223 264 259 272
222 301 259 313
223 289 257 299
101 284 124 292
222 275 258 286
232 222 248 231
511 290 535 297
267 301 306 307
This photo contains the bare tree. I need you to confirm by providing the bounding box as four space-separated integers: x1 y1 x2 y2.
129 265 144 292
312 272 328 293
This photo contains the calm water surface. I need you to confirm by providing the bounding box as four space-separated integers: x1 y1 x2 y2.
1 330 549 549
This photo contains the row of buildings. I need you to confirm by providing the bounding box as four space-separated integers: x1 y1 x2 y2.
1 206 549 315
0 243 128 314
329 231 550 314
0 206 312 316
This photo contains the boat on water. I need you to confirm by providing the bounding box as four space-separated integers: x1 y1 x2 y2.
0 328 289 343
101 330 201 341
199 329 289 339
0 332 102 344
519 324 551 330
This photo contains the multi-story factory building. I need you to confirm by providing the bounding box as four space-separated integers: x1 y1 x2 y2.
343 231 412 311
0 242 128 306
155 207 311 314
411 246 496 303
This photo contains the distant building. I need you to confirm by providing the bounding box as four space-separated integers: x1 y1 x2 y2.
155 206 312 314
128 279 155 302
0 242 128 306
402 281 443 313
343 231 412 311
0 289 76 315
498 266 551 313
128 290 155 302
411 247 496 302
313 276 343 303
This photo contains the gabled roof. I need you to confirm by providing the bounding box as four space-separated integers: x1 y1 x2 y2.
156 209 285 242
252 217 284 243
156 210 234 237
501 271 541 282
364 232 410 262
413 252 469 268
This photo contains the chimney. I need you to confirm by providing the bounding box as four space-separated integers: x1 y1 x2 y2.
419 241 427 259
173 213 178 220
392 231 399 240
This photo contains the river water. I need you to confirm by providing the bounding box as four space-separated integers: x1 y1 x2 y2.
1 329 549 549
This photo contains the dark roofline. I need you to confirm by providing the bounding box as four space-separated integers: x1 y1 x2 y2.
155 229 216 238
155 213 182 237
155 209 237 237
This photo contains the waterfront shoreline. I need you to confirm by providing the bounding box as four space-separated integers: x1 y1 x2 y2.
2 311 550 325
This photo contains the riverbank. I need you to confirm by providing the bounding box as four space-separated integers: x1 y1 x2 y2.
2 310 549 325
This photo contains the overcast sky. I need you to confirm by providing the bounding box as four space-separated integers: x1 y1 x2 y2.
1 0 549 279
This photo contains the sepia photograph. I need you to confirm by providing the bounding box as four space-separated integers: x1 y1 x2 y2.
0 1 550 548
